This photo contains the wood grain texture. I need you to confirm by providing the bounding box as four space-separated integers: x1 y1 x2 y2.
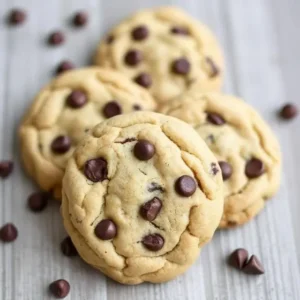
1 0 300 299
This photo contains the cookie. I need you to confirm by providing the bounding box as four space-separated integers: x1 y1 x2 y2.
94 7 224 106
160 92 281 228
61 112 223 284
19 67 156 199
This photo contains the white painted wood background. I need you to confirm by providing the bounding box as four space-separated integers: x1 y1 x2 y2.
1 0 300 299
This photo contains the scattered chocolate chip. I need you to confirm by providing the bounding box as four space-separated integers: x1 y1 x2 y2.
133 104 142 111
243 255 265 275
207 112 225 125
175 175 196 197
279 103 298 120
61 237 78 257
134 140 156 161
66 90 87 108
140 197 162 221
124 50 143 66
132 25 149 41
27 192 49 212
48 31 65 46
56 60 75 75
171 26 189 35
227 220 238 227
51 136 71 154
245 158 264 178
94 219 117 240
0 223 18 242
107 35 114 44
206 57 219 78
102 101 122 118
73 11 88 27
172 57 190 75
148 182 164 193
0 161 14 178
211 162 219 175
228 248 248 269
49 279 70 298
84 158 108 182
142 234 164 251
218 161 233 180
134 73 152 88
8 9 26 25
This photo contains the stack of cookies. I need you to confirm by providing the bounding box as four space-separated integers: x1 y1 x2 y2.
19 7 281 285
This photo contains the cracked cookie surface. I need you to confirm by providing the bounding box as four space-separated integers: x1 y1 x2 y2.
19 67 155 199
95 7 224 106
161 92 281 228
61 112 223 284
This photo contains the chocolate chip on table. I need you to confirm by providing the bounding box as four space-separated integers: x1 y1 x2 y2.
124 50 143 66
56 60 75 75
48 31 65 46
84 158 108 182
131 25 149 41
207 112 225 125
245 158 264 178
49 279 70 298
107 35 114 44
0 160 14 178
28 192 49 212
218 161 233 180
94 219 117 240
134 73 152 88
206 57 219 78
103 101 122 118
8 9 26 25
61 237 78 257
171 26 189 35
172 57 190 75
134 140 156 161
142 234 164 251
51 136 71 154
0 223 18 242
66 90 87 108
73 11 88 27
133 104 142 111
279 103 298 120
175 175 197 197
140 197 162 221
243 255 265 275
228 248 249 270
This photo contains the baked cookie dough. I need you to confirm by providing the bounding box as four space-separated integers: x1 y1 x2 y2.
95 7 224 106
19 67 155 199
161 92 281 228
61 112 223 284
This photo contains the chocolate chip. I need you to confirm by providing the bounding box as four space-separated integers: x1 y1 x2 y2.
8 9 26 25
124 50 143 66
0 223 18 242
73 11 88 27
28 192 49 212
228 248 248 269
56 60 75 74
51 136 71 154
49 279 70 298
84 158 107 182
175 175 197 197
171 26 189 35
218 161 233 180
107 35 114 44
142 234 164 251
206 57 219 78
61 237 78 257
172 58 190 75
66 90 87 108
134 140 156 161
103 101 122 118
207 112 225 125
245 158 264 178
279 103 298 120
211 162 219 175
133 104 142 111
243 255 265 275
148 182 164 193
140 197 162 221
94 219 117 240
131 25 149 41
0 161 14 178
134 73 152 88
48 31 65 46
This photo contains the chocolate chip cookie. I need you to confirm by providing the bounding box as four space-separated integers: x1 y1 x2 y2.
19 67 155 199
161 92 281 228
94 7 224 106
61 112 223 284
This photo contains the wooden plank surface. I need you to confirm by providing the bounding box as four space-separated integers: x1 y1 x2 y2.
1 0 300 299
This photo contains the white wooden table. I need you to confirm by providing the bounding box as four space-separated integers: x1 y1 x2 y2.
1 0 300 299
